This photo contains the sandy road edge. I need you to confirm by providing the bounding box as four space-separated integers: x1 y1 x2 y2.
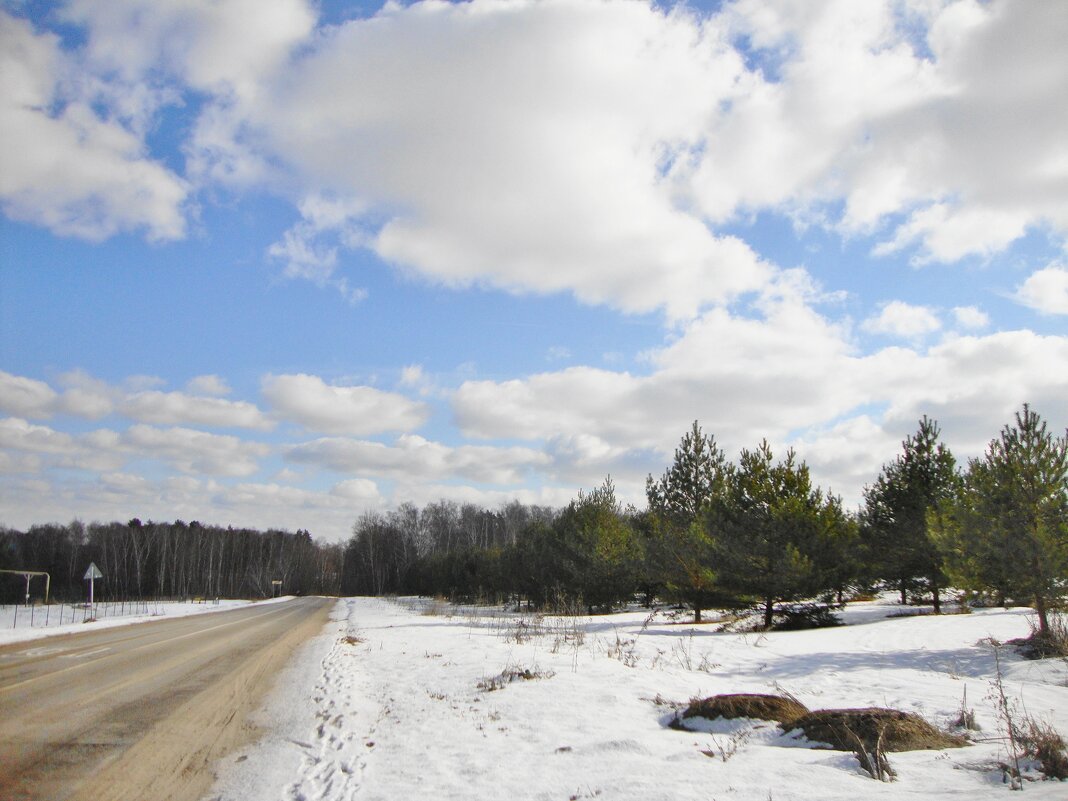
70 597 336 801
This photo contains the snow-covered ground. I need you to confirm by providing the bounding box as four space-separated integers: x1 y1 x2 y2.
209 596 1068 801
0 596 294 645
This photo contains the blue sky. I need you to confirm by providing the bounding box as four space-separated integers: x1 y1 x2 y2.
1 0 1066 542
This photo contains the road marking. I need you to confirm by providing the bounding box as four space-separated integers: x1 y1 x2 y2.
21 646 65 657
61 647 110 659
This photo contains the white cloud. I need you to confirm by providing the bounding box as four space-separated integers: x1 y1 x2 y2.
1014 265 1068 315
186 374 232 396
0 472 382 542
255 0 770 318
285 434 550 486
119 391 274 431
266 197 370 304
0 416 265 477
0 371 58 419
0 370 272 430
862 301 942 340
453 290 1068 507
262 373 429 436
63 0 315 102
952 305 990 330
7 1 1066 306
0 13 189 241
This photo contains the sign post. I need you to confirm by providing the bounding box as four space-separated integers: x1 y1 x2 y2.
84 562 103 608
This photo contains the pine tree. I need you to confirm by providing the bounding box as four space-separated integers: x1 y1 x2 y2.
939 406 1068 634
646 421 728 523
860 417 958 611
645 422 729 622
710 441 851 628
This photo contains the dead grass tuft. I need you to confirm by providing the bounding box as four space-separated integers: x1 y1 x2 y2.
682 693 809 725
1021 718 1068 780
1010 613 1068 660
785 708 966 752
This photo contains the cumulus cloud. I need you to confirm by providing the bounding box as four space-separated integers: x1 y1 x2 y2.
952 306 990 330
285 434 549 486
262 374 429 436
1014 265 1068 315
63 0 315 102
119 391 274 430
5 1 1067 309
453 292 1068 506
0 13 189 241
862 301 942 340
0 371 58 419
186 374 232 396
0 417 267 477
0 370 273 430
255 0 770 317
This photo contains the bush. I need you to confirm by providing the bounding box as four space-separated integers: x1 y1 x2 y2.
772 604 843 631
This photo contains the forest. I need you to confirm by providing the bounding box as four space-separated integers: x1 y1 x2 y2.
3 405 1066 633
341 405 1068 633
0 519 343 603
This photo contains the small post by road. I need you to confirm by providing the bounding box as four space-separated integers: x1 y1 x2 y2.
272 580 282 598
84 562 103 609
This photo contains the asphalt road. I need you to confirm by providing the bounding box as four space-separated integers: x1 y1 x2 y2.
0 596 334 801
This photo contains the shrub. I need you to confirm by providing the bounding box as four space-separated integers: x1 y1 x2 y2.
772 604 843 631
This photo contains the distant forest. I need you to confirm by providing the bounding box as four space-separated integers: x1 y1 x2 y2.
3 405 1066 633
0 520 343 603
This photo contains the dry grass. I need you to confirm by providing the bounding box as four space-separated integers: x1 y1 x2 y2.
785 708 966 753
681 693 809 725
1021 717 1068 780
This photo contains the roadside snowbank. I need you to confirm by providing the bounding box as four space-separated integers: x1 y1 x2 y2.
0 596 295 646
209 596 1068 800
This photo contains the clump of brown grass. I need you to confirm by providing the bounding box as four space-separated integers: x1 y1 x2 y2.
681 693 809 726
1020 717 1068 781
1011 613 1068 660
477 663 555 692
784 708 966 753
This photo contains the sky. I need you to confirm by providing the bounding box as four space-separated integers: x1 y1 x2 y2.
0 0 1066 543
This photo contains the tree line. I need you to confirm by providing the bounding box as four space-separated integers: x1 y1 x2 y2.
342 405 1068 631
0 519 344 603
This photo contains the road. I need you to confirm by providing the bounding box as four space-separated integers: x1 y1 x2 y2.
0 596 334 801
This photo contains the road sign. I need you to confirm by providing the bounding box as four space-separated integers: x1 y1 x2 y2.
84 562 103 608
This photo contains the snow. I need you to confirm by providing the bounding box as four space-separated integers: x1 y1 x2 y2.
0 596 295 646
209 596 1068 800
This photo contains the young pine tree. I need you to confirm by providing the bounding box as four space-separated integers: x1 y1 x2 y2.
710 441 852 629
860 417 958 611
937 406 1068 635
645 422 729 622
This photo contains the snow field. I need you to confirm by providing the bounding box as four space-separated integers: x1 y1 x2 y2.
211 597 1068 801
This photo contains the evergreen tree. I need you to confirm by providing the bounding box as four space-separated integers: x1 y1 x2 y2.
937 405 1068 634
645 422 729 622
557 477 644 612
860 417 958 611
646 421 728 523
710 441 851 628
